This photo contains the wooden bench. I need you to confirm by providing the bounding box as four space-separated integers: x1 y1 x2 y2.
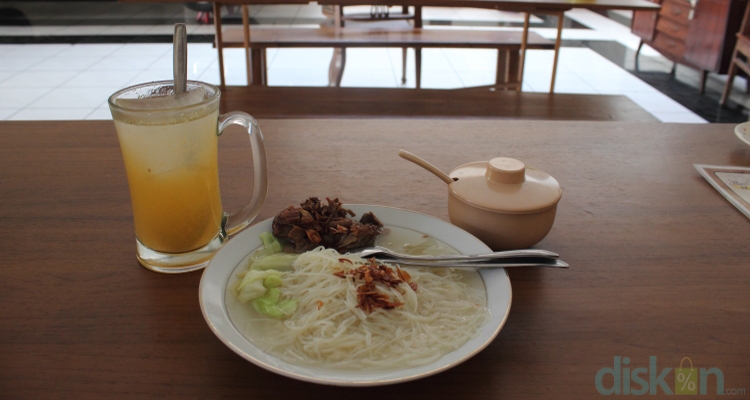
218 86 658 121
217 26 554 89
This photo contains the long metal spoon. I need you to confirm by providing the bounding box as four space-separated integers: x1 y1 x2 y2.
350 245 559 262
394 259 569 269
173 23 187 95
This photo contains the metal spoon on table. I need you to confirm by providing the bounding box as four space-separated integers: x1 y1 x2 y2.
353 245 558 261
395 259 569 269
348 246 568 268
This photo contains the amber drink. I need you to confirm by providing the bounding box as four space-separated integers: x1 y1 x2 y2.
109 81 267 273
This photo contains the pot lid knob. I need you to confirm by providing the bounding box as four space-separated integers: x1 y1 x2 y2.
486 157 525 184
449 157 562 214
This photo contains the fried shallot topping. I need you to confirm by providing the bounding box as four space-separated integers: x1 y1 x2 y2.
334 258 417 313
272 197 383 254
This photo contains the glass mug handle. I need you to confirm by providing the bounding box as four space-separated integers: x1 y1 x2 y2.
217 111 268 236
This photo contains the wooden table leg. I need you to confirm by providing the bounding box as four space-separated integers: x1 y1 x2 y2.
416 47 422 89
328 48 346 87
635 40 643 71
720 53 739 106
242 5 252 86
262 48 268 85
699 70 707 94
402 47 407 84
338 48 346 86
212 2 226 89
251 48 264 86
496 49 509 87
413 6 422 87
518 12 530 91
508 49 520 90
550 11 564 93
334 5 342 32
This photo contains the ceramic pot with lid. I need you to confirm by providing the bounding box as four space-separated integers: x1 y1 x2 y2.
448 157 561 250
399 151 562 251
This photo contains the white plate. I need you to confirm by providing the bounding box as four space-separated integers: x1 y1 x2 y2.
199 205 512 386
735 122 750 146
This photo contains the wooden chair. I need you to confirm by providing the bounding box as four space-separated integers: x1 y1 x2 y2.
720 1 750 106
212 2 252 88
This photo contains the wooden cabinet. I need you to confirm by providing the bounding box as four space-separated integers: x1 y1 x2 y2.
632 1 659 40
632 0 748 92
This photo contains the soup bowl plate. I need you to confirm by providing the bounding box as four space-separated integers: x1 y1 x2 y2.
199 204 512 386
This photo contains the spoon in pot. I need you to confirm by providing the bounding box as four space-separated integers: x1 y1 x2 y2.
398 149 455 184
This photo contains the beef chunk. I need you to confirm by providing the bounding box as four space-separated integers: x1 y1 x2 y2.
272 197 383 253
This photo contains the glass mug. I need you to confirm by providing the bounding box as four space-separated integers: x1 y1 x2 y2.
108 80 267 273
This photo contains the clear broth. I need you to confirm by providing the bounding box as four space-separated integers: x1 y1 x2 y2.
224 226 487 370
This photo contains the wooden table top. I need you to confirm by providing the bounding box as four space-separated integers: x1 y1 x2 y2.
217 87 659 121
123 0 660 12
1 119 748 399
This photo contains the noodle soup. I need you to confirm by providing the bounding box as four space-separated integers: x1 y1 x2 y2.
375 226 486 299
225 226 489 371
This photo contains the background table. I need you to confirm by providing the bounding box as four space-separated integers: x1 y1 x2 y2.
145 0 659 12
1 119 748 399
124 0 659 91
206 0 659 90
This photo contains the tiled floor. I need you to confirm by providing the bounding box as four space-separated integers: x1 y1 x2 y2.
0 4 737 123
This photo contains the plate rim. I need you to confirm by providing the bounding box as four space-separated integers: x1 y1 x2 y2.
199 204 512 386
